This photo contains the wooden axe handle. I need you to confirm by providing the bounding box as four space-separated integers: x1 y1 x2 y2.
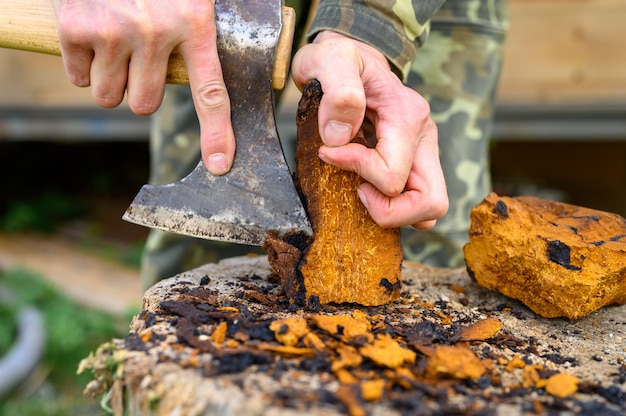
0 0 295 90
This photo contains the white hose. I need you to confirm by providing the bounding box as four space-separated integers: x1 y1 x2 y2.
0 306 46 396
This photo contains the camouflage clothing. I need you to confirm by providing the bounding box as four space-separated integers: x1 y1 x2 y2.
306 0 445 79
402 0 509 267
141 0 509 288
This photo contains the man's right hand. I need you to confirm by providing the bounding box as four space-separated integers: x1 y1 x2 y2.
52 0 235 176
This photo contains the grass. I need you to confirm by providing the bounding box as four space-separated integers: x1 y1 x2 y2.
0 267 135 416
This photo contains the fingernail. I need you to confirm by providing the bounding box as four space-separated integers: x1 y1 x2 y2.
357 188 369 210
324 121 352 146
207 153 229 175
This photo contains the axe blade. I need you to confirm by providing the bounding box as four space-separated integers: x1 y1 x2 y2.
123 0 311 245
123 160 311 246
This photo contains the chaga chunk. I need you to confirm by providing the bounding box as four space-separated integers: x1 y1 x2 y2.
264 80 402 306
464 193 626 319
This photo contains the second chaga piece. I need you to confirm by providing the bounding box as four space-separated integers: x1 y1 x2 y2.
463 193 626 319
265 80 402 306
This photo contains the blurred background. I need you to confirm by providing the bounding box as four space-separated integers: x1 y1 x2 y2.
1 0 626 414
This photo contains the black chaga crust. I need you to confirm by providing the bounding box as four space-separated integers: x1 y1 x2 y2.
263 231 312 307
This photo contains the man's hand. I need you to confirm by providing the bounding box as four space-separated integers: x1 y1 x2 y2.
51 0 234 175
291 31 449 230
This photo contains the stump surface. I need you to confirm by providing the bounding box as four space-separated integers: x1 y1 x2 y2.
81 256 626 416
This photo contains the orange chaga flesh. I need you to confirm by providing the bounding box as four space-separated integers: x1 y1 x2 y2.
543 373 579 398
265 79 402 307
459 317 503 341
310 312 372 340
464 193 626 319
269 316 309 347
359 334 416 369
360 378 386 401
426 345 486 380
210 321 228 345
332 344 363 372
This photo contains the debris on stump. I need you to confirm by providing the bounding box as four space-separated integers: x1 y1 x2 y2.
464 193 626 319
78 257 626 416
264 79 402 307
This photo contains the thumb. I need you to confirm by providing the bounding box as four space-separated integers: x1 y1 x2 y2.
292 35 366 148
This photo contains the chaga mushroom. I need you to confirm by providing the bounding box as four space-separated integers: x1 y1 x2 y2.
463 193 626 319
264 80 402 306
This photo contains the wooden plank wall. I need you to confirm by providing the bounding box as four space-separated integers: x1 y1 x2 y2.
497 0 626 105
0 50 96 107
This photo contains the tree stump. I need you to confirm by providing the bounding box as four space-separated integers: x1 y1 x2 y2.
79 256 626 415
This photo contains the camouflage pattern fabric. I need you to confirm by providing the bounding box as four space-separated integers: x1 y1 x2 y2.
401 0 509 268
305 0 445 78
141 0 509 289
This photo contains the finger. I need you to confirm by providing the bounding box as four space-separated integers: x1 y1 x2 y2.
355 130 449 228
292 40 366 147
58 42 94 88
126 46 169 115
54 5 93 87
318 122 414 197
89 44 131 108
319 92 433 197
179 25 234 176
357 182 447 229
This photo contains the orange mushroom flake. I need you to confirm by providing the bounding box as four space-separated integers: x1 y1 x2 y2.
310 311 372 341
459 317 503 341
426 345 486 380
255 343 315 357
359 334 416 369
210 321 228 345
360 378 386 401
331 344 363 372
269 316 309 347
544 373 579 398
505 354 526 372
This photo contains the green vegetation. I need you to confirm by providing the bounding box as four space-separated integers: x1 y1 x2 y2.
0 192 86 234
0 267 133 416
77 225 145 269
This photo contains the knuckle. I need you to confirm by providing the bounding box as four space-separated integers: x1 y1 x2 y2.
380 174 405 197
414 220 437 231
196 82 229 110
329 86 365 113
434 196 450 219
372 209 396 228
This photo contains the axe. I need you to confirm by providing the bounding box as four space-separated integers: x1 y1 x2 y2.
1 0 312 246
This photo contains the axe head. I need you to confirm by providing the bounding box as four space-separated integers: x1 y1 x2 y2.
123 0 312 245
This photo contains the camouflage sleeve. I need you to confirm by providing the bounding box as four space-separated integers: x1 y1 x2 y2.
306 0 445 80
